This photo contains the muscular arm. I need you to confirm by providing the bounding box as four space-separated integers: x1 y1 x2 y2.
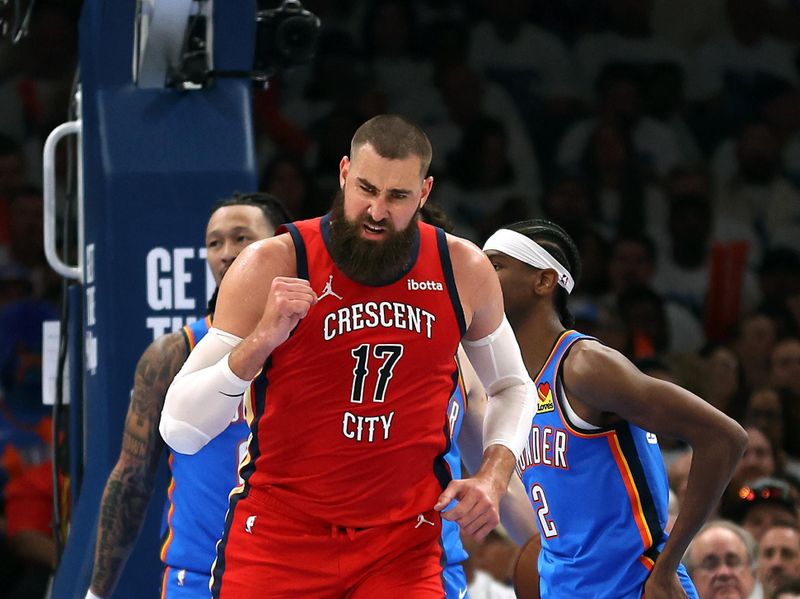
214 236 299 376
457 348 538 547
89 332 188 598
160 236 312 454
563 342 747 589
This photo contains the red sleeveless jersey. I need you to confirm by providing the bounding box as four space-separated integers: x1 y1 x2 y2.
242 215 467 527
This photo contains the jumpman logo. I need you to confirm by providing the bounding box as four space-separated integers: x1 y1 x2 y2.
318 274 343 301
177 569 186 587
415 513 435 528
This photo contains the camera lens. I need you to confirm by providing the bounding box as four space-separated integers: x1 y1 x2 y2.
275 15 318 62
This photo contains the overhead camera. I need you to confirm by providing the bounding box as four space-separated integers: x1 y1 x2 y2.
166 0 320 89
253 0 321 81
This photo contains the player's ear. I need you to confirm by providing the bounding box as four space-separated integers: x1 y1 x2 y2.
339 155 350 189
533 269 559 296
419 176 433 207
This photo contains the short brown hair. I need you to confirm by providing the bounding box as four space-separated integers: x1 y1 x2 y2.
350 114 432 177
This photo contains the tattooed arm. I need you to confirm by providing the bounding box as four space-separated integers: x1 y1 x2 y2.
87 331 188 598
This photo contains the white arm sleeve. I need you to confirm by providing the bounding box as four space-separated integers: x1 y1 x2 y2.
462 316 535 459
159 327 249 455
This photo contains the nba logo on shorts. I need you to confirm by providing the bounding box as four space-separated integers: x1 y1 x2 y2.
245 515 256 534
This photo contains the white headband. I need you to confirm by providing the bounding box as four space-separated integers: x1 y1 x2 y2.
483 229 575 294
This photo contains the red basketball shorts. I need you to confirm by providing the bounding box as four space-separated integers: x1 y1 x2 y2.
211 488 447 599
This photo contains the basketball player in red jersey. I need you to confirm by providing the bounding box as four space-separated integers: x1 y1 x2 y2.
160 115 536 598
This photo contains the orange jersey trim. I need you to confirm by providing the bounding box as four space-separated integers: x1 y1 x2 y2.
160 566 170 599
638 554 655 572
159 454 177 561
534 330 575 382
183 315 212 351
608 434 654 550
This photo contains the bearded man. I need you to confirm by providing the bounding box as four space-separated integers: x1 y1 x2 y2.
160 114 536 599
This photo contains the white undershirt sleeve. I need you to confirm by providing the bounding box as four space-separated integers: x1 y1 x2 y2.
462 316 536 458
159 327 250 455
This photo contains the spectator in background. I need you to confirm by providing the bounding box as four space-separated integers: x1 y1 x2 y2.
557 63 686 181
770 338 800 399
653 171 713 316
653 172 760 321
769 338 800 460
574 0 689 99
0 292 58 599
684 520 758 599
437 116 530 242
644 61 704 165
572 227 611 299
4 186 59 306
393 17 470 124
772 578 800 599
687 0 798 140
731 477 799 542
733 427 780 490
617 285 670 360
0 297 56 448
712 123 800 262
757 525 800 599
745 388 797 475
426 60 542 203
538 178 610 302
260 154 321 220
649 166 710 256
581 303 629 354
359 0 434 121
731 313 779 398
703 344 744 420
280 29 365 133
539 171 593 241
467 0 581 121
3 417 56 599
606 232 705 353
758 248 800 338
466 0 583 169
762 89 800 190
577 121 650 237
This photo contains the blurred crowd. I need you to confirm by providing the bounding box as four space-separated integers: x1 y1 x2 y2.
1 0 800 598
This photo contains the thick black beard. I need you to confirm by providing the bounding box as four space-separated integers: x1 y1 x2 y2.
328 189 419 285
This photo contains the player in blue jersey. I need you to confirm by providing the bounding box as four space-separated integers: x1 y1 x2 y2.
84 193 290 599
483 219 748 599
